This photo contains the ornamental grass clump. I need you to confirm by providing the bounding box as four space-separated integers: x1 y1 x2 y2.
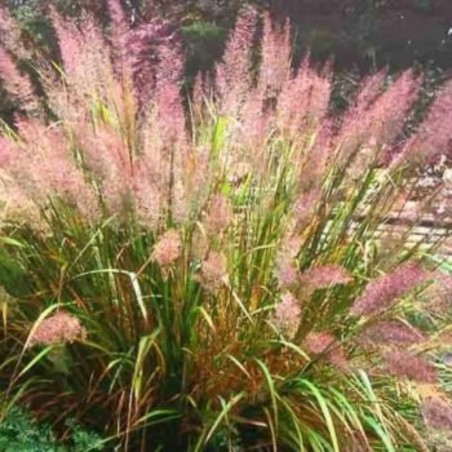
0 3 451 450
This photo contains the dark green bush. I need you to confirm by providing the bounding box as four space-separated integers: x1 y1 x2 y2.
0 405 105 451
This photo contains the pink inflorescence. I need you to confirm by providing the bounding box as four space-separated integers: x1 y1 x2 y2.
28 311 86 348
258 13 291 96
127 20 182 107
152 230 182 267
0 5 29 58
336 69 419 163
215 7 257 114
293 188 321 230
205 194 232 234
304 331 347 368
383 350 437 383
277 259 298 289
351 262 427 316
0 46 39 115
277 56 331 137
422 397 452 431
199 251 228 291
300 264 353 290
273 292 301 339
414 79 452 165
361 320 425 347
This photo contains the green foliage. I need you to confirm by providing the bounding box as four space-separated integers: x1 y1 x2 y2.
182 21 227 77
64 419 105 451
8 1 53 48
0 405 60 452
0 405 104 451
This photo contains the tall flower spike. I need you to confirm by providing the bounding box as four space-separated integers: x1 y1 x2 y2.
205 194 232 234
354 69 388 111
339 69 387 144
258 13 291 98
365 70 420 147
155 38 186 147
133 159 162 229
277 58 313 135
0 117 97 220
293 187 321 231
199 252 228 291
304 331 348 368
275 235 302 288
300 119 333 191
215 7 257 115
422 396 452 431
0 46 40 115
125 19 181 107
272 292 301 339
76 122 135 217
351 262 427 317
50 8 84 81
383 350 437 383
238 86 268 149
276 259 298 289
107 0 129 54
0 5 29 58
360 320 425 347
307 71 332 124
337 70 420 172
408 79 452 165
300 264 353 291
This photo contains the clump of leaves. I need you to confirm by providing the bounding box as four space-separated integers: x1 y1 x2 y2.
0 405 59 452
0 2 451 450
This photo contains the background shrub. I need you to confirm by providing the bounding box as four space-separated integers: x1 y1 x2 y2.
0 405 104 451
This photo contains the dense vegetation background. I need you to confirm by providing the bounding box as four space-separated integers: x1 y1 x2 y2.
6 0 452 71
3 0 451 125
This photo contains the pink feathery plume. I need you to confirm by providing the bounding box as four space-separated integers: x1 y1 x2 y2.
0 5 29 58
351 262 427 317
204 194 232 234
276 259 299 289
277 56 331 136
401 79 452 166
199 252 228 291
0 46 40 115
12 118 99 219
422 397 452 431
360 320 425 347
293 187 321 231
215 7 257 115
152 230 182 267
336 69 420 163
300 264 353 290
383 350 437 383
272 292 302 339
299 119 334 191
258 13 291 97
239 87 268 149
305 331 348 368
50 8 84 80
124 19 181 108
